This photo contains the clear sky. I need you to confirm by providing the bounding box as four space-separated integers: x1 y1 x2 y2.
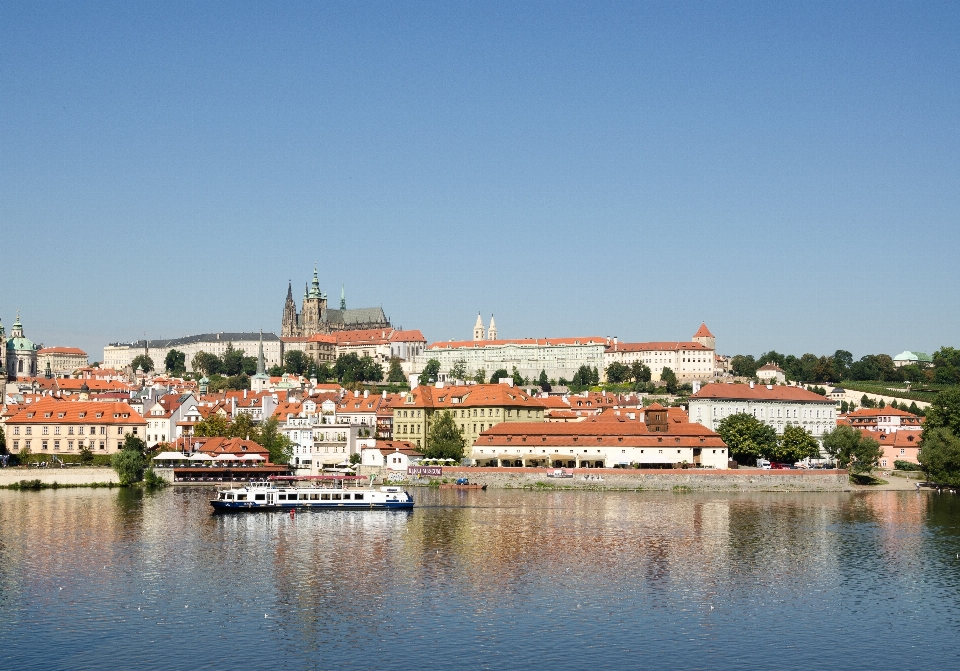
2 1 958 361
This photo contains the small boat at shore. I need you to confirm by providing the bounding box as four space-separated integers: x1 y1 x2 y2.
210 476 414 511
440 478 487 490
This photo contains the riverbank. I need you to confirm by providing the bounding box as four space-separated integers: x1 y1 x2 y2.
359 466 852 491
0 466 120 487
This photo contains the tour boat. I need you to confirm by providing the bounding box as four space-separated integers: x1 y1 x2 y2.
210 476 414 511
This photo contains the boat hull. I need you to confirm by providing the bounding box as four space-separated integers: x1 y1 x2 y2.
211 500 414 512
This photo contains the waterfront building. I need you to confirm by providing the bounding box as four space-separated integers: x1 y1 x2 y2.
5 313 39 380
5 398 146 455
688 382 837 438
872 430 921 468
103 332 282 373
602 324 718 383
143 393 197 447
281 269 390 338
360 440 423 471
393 382 545 451
337 390 393 436
471 410 728 468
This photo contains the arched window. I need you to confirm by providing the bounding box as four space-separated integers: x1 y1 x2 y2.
18 359 23 373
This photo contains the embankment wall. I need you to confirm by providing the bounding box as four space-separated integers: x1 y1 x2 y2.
0 467 120 486
358 466 849 491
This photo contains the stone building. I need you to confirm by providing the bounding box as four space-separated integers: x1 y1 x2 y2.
281 268 390 338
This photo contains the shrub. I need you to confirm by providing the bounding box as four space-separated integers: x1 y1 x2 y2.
894 460 921 471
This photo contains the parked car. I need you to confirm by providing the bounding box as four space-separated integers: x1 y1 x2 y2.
756 459 771 469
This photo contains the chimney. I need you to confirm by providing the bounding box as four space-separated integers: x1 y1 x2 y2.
749 381 754 389
382 390 387 398
692 380 701 394
244 389 248 398
364 390 369 398
614 336 618 345
354 390 359 397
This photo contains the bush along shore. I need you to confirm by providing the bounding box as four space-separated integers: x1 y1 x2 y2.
1 479 118 490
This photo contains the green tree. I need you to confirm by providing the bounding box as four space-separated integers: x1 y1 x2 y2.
571 365 593 387
840 400 849 414
812 356 836 383
0 426 6 454
775 425 821 463
240 355 258 376
489 368 509 384
419 359 441 384
221 343 245 376
450 359 468 380
923 387 960 437
360 354 384 383
192 351 221 376
630 362 652 384
131 354 154 373
387 357 406 383
226 373 250 390
78 445 94 465
758 350 786 369
474 368 487 384
591 367 600 386
349 452 361 466
512 367 526 387
284 350 309 375
605 362 631 384
164 350 186 376
228 413 257 440
730 355 758 378
716 413 778 464
267 364 285 377
918 428 960 486
832 350 853 379
821 424 882 474
424 411 465 461
660 367 678 394
255 416 293 465
194 414 230 437
111 434 148 485
538 370 551 391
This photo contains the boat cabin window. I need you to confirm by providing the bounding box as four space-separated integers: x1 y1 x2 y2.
278 494 286 500
236 494 247 501
354 493 364 501
321 493 330 500
332 493 342 500
310 493 319 500
254 494 266 501
299 493 310 501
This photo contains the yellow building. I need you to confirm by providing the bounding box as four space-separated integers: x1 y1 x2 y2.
393 382 545 450
5 398 146 455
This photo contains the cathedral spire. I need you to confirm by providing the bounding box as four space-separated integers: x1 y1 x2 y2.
473 313 485 342
488 314 497 341
286 280 293 301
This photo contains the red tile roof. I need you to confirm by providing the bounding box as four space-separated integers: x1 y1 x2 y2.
428 337 606 350
37 347 87 355
605 341 711 353
694 323 714 338
7 398 145 425
690 383 834 403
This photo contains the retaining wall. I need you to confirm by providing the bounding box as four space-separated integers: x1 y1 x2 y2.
0 466 120 486
359 466 849 492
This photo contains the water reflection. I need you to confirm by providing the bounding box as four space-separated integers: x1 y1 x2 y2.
1 487 959 669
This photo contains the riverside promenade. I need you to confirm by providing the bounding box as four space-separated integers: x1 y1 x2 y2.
364 466 851 492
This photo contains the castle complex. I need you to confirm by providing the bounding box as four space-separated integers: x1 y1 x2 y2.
281 269 390 338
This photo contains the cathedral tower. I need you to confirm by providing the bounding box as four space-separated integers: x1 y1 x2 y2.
473 313 485 341
487 314 497 340
281 281 300 337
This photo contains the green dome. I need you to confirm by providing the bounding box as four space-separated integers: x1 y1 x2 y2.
6 337 36 352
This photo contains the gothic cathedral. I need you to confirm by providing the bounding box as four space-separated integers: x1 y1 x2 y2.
281 268 391 337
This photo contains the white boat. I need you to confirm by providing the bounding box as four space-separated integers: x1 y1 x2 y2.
210 477 414 511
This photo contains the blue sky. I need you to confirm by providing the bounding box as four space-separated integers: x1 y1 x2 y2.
2 1 958 361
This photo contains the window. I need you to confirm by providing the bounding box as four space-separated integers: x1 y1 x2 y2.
42 426 48 435
41 441 48 450
54 440 60 449
99 441 105 451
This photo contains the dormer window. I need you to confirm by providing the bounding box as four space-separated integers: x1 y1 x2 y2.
79 412 86 418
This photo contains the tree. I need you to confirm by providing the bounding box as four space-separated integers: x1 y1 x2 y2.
194 414 230 437
812 356 836 383
716 413 778 464
387 357 406 383
424 411 465 461
538 370 551 392
226 373 250 390
591 367 600 386
255 416 293 465
419 359 441 384
111 434 148 485
512 367 525 387
228 413 257 440
164 350 186 376
840 400 849 414
605 362 631 384
489 368 509 384
220 343 245 376
474 368 487 384
450 359 468 381
284 350 309 375
821 425 882 474
241 355 258 376
833 350 854 379
192 351 221 376
131 354 154 373
571 365 593 387
775 425 821 463
758 350 786 369
268 364 285 377
660 367 678 394
918 428 960 486
360 354 384 383
923 387 960 437
0 426 6 454
730 355 758 378
78 445 94 465
631 362 652 384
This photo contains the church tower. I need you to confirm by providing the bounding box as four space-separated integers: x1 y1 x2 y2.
473 313 485 341
299 267 327 337
692 323 716 351
487 314 497 341
281 281 300 337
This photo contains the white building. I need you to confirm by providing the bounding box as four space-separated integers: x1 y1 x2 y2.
756 363 786 384
688 382 837 438
37 347 88 376
143 393 197 447
103 332 282 373
360 440 424 471
602 324 718 383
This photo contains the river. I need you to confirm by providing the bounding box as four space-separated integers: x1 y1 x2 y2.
1 487 959 669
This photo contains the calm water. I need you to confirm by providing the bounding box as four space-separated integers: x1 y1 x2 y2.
1 486 959 669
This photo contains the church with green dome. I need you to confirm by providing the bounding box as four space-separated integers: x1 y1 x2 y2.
3 312 39 380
